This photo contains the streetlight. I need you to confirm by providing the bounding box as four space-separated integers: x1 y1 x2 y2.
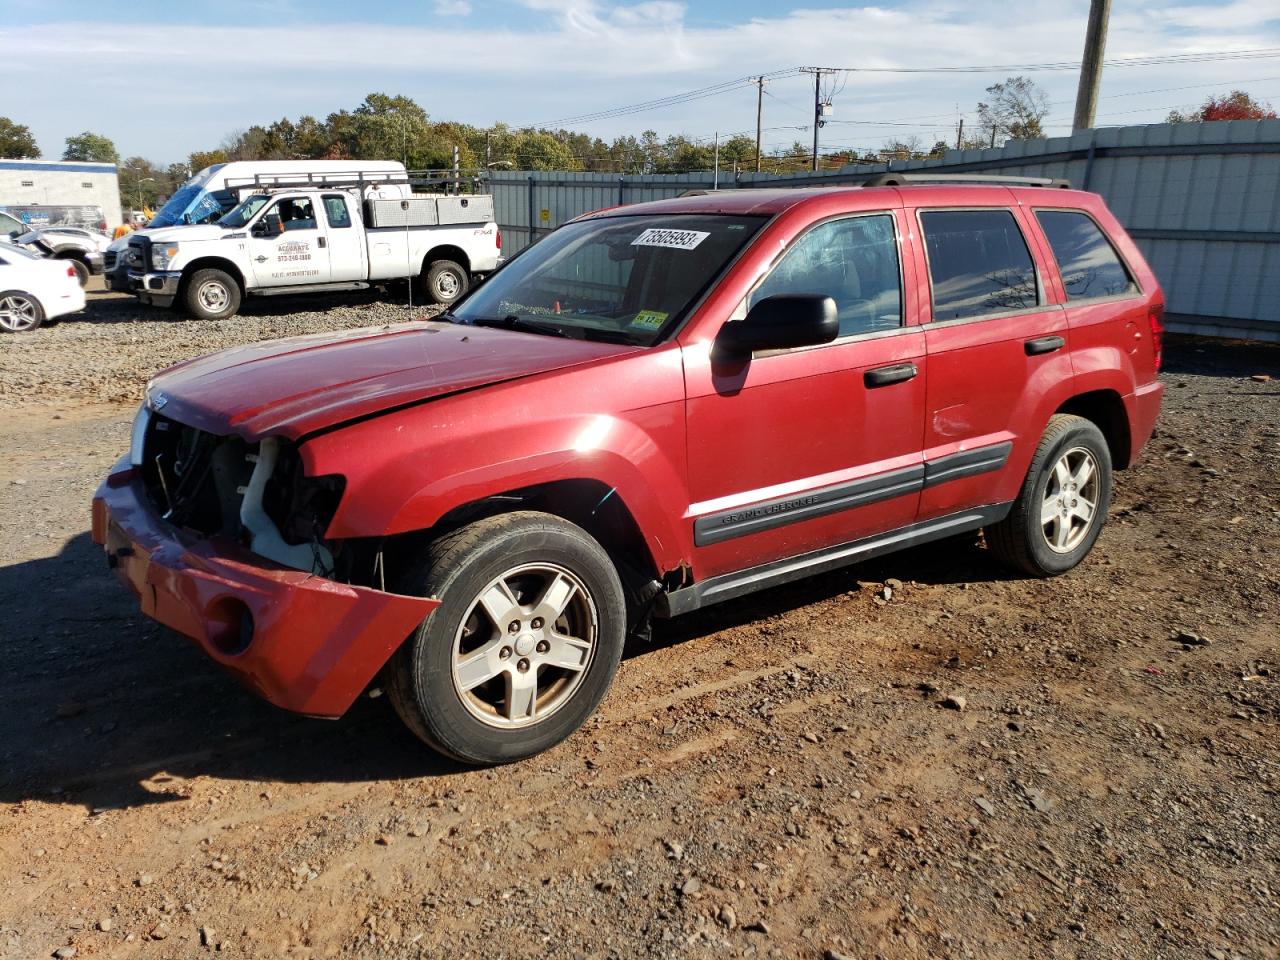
136 177 155 216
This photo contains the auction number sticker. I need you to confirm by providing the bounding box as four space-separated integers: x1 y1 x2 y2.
631 228 709 250
630 309 669 330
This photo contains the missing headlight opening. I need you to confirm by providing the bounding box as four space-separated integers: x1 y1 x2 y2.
140 415 344 575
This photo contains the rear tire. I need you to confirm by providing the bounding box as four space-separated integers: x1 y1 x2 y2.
422 259 468 306
986 414 1112 577
0 291 44 333
386 511 626 765
63 257 90 287
183 268 241 320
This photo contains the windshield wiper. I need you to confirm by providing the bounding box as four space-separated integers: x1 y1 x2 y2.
469 315 572 339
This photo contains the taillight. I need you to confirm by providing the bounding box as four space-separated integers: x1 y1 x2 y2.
66 265 77 279
1147 303 1165 371
495 229 502 250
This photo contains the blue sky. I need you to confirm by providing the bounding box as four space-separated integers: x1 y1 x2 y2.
4 0 1279 165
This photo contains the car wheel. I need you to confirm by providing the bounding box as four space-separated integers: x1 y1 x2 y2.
0 291 44 333
986 414 1113 577
183 268 241 320
63 257 90 287
386 511 626 765
422 259 469 305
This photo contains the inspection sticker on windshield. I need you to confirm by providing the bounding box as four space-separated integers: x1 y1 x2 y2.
630 309 668 330
631 228 709 250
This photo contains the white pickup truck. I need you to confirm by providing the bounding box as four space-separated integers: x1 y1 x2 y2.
126 187 502 319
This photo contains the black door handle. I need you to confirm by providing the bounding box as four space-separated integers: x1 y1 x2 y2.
318 237 327 248
864 361 918 388
1025 335 1065 356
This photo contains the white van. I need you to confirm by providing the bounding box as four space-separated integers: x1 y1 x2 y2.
105 160 409 290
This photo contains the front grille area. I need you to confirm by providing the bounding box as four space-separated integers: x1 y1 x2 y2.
103 251 117 271
140 414 346 560
141 415 252 537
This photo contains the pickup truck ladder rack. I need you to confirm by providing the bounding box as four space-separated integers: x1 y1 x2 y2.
224 170 487 195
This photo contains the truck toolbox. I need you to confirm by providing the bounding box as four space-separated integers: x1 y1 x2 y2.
436 195 495 225
365 198 439 228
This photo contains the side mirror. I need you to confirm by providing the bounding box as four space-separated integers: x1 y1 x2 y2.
252 215 281 238
715 294 839 357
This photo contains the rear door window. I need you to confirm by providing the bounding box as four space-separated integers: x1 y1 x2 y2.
1035 210 1137 301
920 210 1039 321
323 195 352 229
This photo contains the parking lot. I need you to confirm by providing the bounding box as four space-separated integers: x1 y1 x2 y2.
1 288 1278 959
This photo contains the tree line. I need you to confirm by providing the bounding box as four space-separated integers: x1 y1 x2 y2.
1 83 1274 211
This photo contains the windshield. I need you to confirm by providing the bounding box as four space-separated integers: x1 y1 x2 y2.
149 184 225 227
452 213 765 346
218 195 270 229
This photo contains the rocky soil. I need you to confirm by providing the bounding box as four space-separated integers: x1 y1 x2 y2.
1 287 1277 960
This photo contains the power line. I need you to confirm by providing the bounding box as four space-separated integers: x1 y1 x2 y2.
826 47 1280 74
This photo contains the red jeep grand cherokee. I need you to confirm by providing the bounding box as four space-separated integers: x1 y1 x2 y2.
93 174 1164 764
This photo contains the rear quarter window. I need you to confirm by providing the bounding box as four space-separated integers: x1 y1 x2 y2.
1035 210 1138 301
920 209 1039 321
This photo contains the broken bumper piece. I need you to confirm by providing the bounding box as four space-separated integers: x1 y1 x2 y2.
91 459 439 718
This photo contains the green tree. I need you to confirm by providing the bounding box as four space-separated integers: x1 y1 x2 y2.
512 130 577 171
188 149 230 172
977 76 1049 143
62 131 120 164
0 117 40 158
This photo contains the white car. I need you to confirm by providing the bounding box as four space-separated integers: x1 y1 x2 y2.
0 241 87 332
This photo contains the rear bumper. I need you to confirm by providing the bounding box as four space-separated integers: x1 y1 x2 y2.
91 460 439 717
47 282 86 320
1126 379 1164 467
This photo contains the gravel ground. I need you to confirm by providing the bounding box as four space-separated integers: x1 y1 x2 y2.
1 290 1278 960
0 286 440 406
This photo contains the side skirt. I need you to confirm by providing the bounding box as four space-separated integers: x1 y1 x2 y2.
250 281 371 297
656 503 1012 618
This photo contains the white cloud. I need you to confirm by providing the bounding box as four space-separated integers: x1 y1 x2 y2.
8 1 1279 162
433 0 472 14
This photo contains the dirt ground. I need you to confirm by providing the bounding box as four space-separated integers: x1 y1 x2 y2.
1 288 1277 960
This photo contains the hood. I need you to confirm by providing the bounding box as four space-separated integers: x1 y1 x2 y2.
148 320 638 441
136 224 227 244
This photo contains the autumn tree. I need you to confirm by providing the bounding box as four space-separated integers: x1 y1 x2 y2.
1167 90 1278 123
63 131 119 164
0 117 40 158
977 76 1049 143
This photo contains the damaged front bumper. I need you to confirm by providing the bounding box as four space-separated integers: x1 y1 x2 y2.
91 458 439 718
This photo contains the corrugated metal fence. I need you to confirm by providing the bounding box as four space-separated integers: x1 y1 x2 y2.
489 120 1280 342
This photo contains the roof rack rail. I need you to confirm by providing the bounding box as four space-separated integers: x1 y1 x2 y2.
862 173 1072 189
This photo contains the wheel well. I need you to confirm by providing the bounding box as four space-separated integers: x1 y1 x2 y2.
422 245 470 274
1056 390 1132 468
380 480 659 610
181 258 246 293
53 250 88 263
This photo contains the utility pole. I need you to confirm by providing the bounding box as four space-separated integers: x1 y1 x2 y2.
753 76 766 173
955 117 964 150
1073 0 1112 130
713 131 720 190
800 67 836 172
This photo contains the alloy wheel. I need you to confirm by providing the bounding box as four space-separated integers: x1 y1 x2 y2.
451 563 598 729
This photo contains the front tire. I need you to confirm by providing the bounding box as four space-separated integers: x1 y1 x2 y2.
986 414 1112 577
183 268 241 320
421 259 468 306
386 512 626 764
0 291 44 333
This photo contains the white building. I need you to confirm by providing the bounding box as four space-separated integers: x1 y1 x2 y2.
0 159 123 232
